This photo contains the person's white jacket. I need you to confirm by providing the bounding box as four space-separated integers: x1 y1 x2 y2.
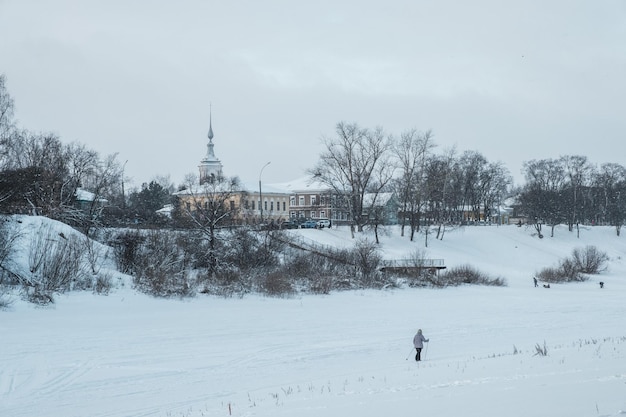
413 330 428 348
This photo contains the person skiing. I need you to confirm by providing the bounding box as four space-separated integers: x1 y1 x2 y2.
413 329 429 361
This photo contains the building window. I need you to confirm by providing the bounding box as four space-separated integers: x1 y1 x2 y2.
230 201 235 210
320 210 326 218
311 195 317 205
299 196 305 206
282 201 286 211
264 201 268 211
290 197 295 206
270 201 274 211
251 200 255 210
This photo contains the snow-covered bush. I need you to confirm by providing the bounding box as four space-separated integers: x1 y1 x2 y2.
200 268 253 298
132 230 195 298
0 285 13 309
220 228 282 271
0 216 21 283
437 265 506 287
536 265 580 283
93 271 113 295
350 239 383 286
25 224 90 304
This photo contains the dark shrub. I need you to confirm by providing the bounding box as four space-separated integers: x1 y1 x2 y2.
133 231 195 298
571 246 608 274
261 271 295 297
110 230 144 274
439 265 506 287
537 246 607 284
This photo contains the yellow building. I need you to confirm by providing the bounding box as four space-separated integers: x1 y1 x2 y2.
174 113 290 226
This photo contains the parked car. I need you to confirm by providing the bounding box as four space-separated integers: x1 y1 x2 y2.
280 220 299 229
301 220 318 229
316 219 331 228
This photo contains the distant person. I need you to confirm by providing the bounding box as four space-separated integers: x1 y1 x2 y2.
599 281 604 289
413 329 429 361
533 277 538 287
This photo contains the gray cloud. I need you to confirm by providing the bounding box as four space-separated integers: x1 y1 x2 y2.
1 0 624 188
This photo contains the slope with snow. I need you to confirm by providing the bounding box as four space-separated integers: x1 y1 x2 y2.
1 219 625 417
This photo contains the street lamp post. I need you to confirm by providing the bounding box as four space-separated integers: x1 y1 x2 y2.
259 161 271 223
121 159 128 210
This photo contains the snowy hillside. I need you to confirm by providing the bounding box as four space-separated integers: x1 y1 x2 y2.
290 223 626 288
2 218 626 417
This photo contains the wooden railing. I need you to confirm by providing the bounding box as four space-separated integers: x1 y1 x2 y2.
380 259 445 268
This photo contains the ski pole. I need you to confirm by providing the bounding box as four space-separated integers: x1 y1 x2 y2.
405 346 414 360
423 341 429 360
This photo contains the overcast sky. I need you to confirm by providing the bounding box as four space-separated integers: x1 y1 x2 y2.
1 0 625 189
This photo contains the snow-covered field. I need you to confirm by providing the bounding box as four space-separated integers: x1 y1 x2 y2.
2 218 626 417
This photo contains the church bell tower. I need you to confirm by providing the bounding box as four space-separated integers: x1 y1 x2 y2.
198 106 223 183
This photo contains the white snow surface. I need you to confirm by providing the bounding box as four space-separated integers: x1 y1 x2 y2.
2 217 626 417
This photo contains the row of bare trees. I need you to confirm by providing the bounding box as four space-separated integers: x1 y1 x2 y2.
519 156 626 237
0 75 190 233
311 122 512 244
311 123 626 243
0 75 125 236
5 72 626 246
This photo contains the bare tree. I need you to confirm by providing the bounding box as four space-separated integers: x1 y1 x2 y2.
73 153 122 236
363 150 396 244
520 158 567 237
594 163 626 235
423 148 457 242
561 155 594 237
176 174 244 276
63 143 99 199
479 161 512 224
0 131 68 215
391 129 435 241
0 74 15 151
310 122 393 237
457 151 489 222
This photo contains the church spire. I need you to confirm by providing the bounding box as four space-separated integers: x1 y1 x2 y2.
199 104 223 183
205 104 216 160
208 103 214 140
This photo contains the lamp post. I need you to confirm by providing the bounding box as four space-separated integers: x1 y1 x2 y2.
121 159 128 210
259 161 271 223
